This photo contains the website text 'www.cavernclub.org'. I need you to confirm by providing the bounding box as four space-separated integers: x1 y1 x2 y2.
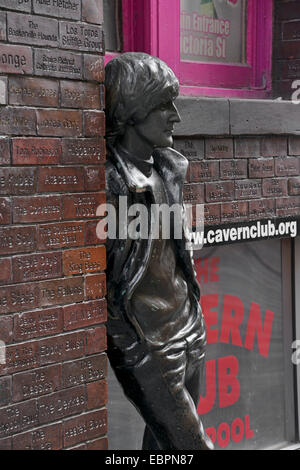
190 219 298 247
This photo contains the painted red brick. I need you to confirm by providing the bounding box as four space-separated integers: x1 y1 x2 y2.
85 273 106 300
86 326 106 355
62 246 106 276
86 379 108 410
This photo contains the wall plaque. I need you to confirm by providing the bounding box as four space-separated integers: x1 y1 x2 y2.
0 0 31 12
33 0 81 20
35 48 82 79
7 12 58 47
60 21 104 52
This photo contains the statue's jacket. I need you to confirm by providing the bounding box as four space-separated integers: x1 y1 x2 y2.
105 144 206 366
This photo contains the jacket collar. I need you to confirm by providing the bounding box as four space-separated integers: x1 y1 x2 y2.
108 143 189 201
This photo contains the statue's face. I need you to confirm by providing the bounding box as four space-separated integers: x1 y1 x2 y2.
133 99 181 149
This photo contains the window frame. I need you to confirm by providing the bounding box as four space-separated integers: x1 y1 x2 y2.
105 0 273 99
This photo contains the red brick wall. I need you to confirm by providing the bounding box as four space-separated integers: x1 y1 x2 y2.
0 0 108 450
175 136 300 224
274 0 300 99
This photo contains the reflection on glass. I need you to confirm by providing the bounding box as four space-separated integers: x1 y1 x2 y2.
103 0 123 52
180 0 248 64
108 240 289 450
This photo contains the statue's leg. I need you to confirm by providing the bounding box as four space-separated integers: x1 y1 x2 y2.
109 337 213 450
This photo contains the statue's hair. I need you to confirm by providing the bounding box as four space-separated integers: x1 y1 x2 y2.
105 52 179 145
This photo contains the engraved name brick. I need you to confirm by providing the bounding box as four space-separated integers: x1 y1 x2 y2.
7 12 58 47
0 44 33 75
12 252 62 283
235 179 262 199
0 283 39 315
275 157 300 177
189 161 219 183
85 273 106 301
9 77 59 107
64 299 107 331
249 199 276 220
38 167 84 192
38 331 86 365
262 178 288 197
14 307 63 341
12 364 62 402
0 107 36 135
0 226 36 254
62 192 105 219
61 80 101 109
206 182 234 203
35 48 82 79
37 221 84 250
183 183 204 205
13 195 61 223
249 158 274 178
38 385 87 424
63 409 107 448
203 204 220 225
62 246 106 276
37 109 82 137
62 138 105 164
12 138 61 165
0 1 31 13
62 354 107 388
221 201 249 223
220 160 248 180
3 341 39 375
33 0 81 20
39 277 84 308
205 138 233 159
0 168 36 195
84 166 105 192
174 138 204 161
12 423 62 450
276 196 300 217
84 111 105 137
83 54 104 82
0 400 39 439
60 21 104 53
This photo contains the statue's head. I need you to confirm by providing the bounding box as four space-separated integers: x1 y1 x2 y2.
105 52 180 147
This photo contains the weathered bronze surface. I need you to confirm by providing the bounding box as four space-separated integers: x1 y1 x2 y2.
105 52 213 450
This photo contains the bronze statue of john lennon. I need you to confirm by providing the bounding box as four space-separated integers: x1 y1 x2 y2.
105 52 213 451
